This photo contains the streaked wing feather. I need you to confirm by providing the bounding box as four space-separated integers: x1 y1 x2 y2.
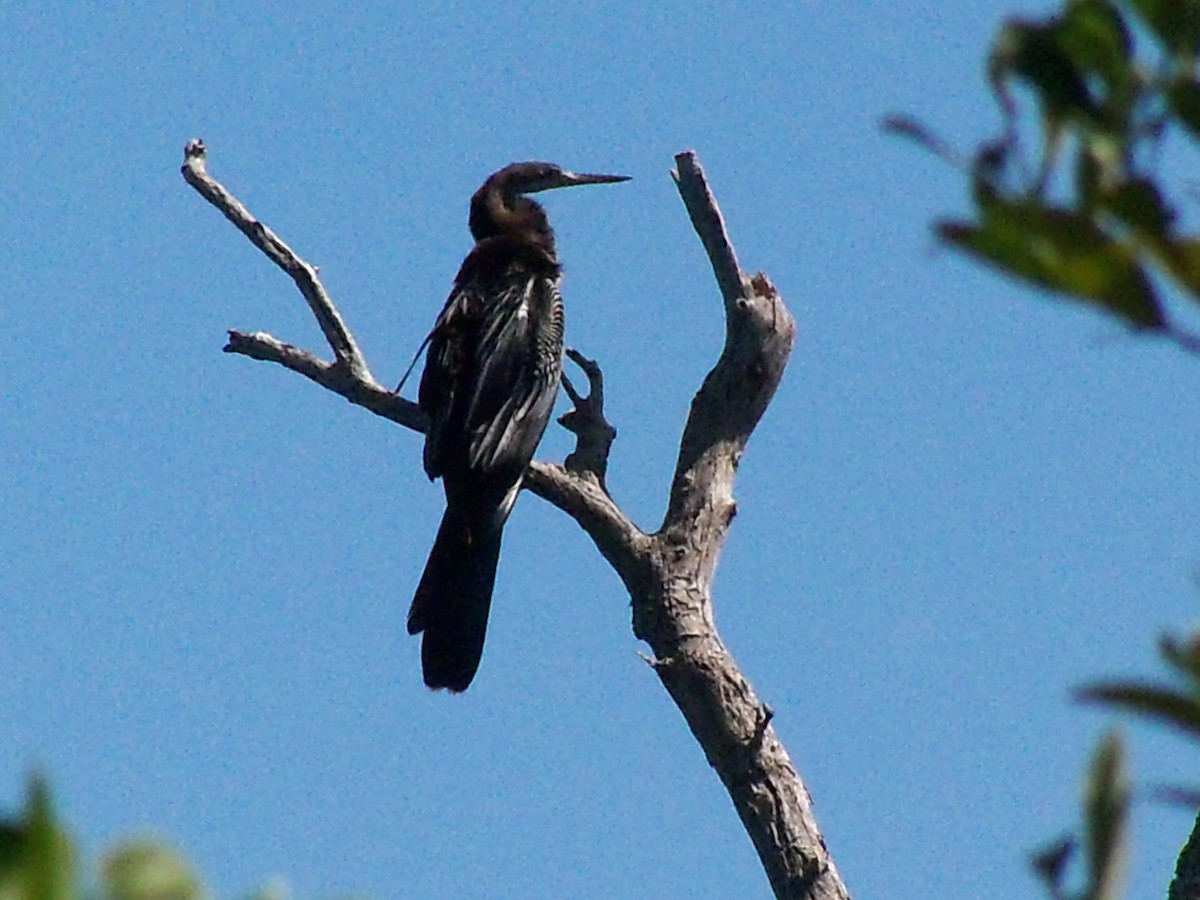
419 291 473 479
466 274 562 472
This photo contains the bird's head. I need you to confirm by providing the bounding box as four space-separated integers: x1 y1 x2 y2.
468 162 630 247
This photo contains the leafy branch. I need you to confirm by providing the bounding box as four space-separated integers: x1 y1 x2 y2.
888 0 1200 350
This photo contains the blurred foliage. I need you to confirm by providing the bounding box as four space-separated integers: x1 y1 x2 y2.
0 777 75 900
0 777 291 900
888 0 1200 348
1076 627 1200 900
1080 630 1200 778
102 842 204 900
891 1 1200 896
1017 618 1200 900
0 777 375 899
1031 733 1129 900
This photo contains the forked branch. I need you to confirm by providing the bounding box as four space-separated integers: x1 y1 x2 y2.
181 142 848 900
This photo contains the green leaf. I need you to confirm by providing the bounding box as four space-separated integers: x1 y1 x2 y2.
1102 177 1175 237
1084 732 1128 900
991 19 1097 124
1078 682 1200 737
0 822 24 878
1075 145 1098 205
937 201 1164 328
1125 0 1200 56
1159 633 1200 683
21 778 75 900
1030 835 1075 897
1059 0 1133 91
880 114 959 167
102 841 203 900
1168 76 1200 140
1149 236 1200 301
1147 784 1200 807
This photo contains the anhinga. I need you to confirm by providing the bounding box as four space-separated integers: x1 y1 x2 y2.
408 161 629 692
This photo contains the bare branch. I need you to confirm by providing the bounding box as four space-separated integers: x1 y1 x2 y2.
524 462 652 587
672 152 746 308
224 329 425 430
182 139 374 381
631 153 844 900
663 153 796 554
558 348 617 487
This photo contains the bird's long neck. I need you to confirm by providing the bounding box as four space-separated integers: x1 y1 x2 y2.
470 185 556 259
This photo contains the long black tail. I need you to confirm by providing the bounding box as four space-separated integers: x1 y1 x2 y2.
407 504 504 692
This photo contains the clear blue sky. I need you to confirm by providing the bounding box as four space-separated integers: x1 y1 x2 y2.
4 2 1199 898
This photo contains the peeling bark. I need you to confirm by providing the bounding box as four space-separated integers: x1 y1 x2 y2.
181 140 849 900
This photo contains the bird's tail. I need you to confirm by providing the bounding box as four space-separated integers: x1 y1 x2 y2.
407 504 504 692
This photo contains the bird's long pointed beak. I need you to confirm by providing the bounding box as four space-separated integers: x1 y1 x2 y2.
542 171 631 191
563 171 631 186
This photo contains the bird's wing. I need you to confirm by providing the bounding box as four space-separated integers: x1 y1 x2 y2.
419 265 562 480
466 271 563 473
419 288 473 480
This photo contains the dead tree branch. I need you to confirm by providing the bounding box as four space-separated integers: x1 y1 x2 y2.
559 348 617 486
181 141 848 900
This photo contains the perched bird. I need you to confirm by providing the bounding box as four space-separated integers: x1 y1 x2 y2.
408 162 629 692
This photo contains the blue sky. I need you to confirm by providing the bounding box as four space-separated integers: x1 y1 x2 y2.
4 2 1200 898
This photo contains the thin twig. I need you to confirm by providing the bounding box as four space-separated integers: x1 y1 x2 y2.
181 139 374 381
